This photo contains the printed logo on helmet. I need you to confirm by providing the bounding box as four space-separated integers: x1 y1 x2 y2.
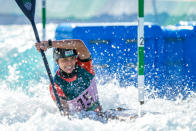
64 50 74 57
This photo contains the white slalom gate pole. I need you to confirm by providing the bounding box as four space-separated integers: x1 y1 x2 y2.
138 0 145 117
42 0 46 40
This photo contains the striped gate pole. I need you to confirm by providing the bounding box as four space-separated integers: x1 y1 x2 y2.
138 0 145 109
42 0 46 40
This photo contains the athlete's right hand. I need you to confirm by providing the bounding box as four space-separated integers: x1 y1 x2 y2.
35 41 48 52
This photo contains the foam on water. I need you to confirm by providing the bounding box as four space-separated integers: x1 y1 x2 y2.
0 24 196 131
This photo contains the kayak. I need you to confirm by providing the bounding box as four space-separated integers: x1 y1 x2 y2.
68 107 149 123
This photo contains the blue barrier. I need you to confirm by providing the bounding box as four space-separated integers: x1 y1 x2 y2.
55 23 196 100
177 22 196 93
155 25 195 99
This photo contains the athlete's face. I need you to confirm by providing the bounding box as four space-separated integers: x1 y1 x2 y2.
58 56 76 74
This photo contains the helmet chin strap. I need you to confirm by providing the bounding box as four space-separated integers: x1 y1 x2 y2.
59 65 78 78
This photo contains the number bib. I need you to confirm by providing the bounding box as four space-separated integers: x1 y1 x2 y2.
67 78 98 111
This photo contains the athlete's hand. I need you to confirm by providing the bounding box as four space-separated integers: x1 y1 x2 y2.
35 41 48 52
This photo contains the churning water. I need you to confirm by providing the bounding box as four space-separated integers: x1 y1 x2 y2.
0 24 195 131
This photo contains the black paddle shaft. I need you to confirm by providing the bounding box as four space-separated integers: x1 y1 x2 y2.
15 0 64 115
31 21 64 114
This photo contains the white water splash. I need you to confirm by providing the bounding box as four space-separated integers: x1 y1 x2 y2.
0 24 195 131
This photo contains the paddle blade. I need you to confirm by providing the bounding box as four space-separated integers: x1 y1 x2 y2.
15 0 36 21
